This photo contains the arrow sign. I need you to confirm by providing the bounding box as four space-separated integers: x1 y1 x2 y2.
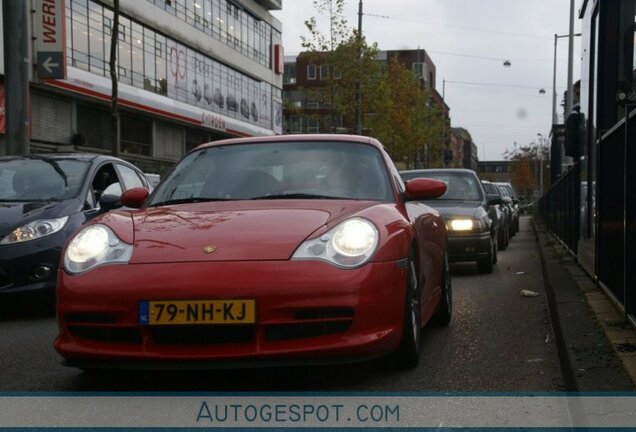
42 56 59 74
34 0 67 80
37 52 64 79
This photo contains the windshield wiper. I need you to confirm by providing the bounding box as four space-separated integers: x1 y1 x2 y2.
151 197 233 206
250 193 347 200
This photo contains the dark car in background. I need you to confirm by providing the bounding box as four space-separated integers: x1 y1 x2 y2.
495 182 520 234
482 180 511 251
0 154 149 299
401 168 499 274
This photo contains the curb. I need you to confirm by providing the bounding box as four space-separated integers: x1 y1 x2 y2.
531 218 634 391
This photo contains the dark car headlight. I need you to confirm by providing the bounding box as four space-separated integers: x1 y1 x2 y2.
292 217 379 268
0 216 69 245
63 224 133 274
447 218 485 232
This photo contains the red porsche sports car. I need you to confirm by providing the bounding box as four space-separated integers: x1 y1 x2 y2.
55 135 451 370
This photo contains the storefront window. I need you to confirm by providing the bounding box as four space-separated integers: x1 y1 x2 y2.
67 0 279 130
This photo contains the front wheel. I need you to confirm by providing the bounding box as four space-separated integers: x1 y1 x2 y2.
477 238 494 274
392 253 421 369
431 251 452 326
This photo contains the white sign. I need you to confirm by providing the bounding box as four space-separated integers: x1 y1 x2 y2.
34 0 67 79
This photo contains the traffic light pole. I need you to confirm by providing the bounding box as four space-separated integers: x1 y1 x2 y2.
2 0 30 155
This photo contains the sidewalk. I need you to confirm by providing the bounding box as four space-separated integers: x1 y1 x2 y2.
532 218 635 391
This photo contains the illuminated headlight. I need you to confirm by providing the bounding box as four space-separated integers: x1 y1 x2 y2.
64 224 132 274
448 219 483 231
0 216 69 245
292 217 379 268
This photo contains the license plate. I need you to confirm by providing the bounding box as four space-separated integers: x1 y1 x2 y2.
139 300 255 325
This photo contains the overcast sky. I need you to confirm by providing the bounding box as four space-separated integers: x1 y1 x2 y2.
272 0 582 160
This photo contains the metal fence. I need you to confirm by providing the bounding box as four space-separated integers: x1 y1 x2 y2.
538 163 580 254
540 107 636 319
596 108 636 316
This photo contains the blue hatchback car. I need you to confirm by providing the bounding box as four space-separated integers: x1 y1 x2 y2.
0 153 150 298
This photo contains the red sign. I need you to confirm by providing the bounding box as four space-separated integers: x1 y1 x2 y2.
274 44 284 75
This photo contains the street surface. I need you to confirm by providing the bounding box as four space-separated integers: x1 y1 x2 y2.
0 216 564 391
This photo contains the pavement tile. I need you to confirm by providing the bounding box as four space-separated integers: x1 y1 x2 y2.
585 292 608 301
618 356 636 382
588 299 620 314
605 329 636 340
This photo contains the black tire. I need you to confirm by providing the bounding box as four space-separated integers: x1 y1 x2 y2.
392 253 422 369
477 238 494 274
497 226 506 251
431 252 452 326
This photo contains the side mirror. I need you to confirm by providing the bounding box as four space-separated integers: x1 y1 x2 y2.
487 195 503 206
99 194 122 212
404 178 447 201
121 187 150 209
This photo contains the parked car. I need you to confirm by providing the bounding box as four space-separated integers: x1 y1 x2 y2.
495 182 520 234
482 180 511 250
400 168 499 274
55 134 451 370
0 153 150 299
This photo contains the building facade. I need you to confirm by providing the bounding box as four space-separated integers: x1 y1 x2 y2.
449 127 478 171
283 48 449 137
1 0 283 173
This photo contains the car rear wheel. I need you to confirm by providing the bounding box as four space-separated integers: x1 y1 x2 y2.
431 251 452 326
392 253 421 369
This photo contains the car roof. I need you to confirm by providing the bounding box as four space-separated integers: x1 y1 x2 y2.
400 168 478 175
195 134 382 151
0 153 138 166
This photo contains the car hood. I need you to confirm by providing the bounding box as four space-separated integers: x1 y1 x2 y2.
421 200 483 219
0 199 80 237
128 200 373 263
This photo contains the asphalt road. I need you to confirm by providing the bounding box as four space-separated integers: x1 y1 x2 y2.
0 216 564 392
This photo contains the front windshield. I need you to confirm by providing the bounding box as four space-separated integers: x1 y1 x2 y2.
0 157 89 202
404 171 483 201
150 141 393 205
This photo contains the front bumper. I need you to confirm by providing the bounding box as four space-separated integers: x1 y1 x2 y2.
55 260 407 368
447 231 491 263
0 235 64 295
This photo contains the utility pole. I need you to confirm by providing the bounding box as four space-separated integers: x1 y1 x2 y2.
2 0 30 155
565 0 575 117
353 0 362 135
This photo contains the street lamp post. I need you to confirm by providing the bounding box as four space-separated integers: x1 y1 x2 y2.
537 133 545 195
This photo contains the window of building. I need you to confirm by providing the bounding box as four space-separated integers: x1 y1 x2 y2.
307 64 317 80
319 65 330 80
284 63 296 84
306 100 319 109
412 62 428 81
290 115 303 133
186 129 210 152
121 115 153 156
307 117 319 133
76 104 112 150
65 0 279 131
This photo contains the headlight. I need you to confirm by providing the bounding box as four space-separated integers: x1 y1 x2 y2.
448 218 483 231
63 224 133 274
292 217 379 268
0 216 69 245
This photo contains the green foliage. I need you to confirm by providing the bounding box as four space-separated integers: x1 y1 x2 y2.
299 0 445 168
